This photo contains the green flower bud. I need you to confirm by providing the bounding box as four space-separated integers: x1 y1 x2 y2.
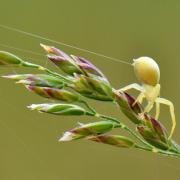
59 121 118 141
73 75 113 101
0 51 24 66
28 103 88 116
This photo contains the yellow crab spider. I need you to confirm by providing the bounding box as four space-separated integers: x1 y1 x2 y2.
119 57 176 140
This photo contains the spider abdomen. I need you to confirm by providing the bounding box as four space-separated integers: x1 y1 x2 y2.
133 57 160 86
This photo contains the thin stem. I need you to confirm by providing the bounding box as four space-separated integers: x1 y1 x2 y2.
156 150 180 157
80 100 96 114
97 114 121 124
134 144 152 152
134 144 179 157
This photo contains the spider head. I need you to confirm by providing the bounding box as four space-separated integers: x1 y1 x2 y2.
133 57 160 86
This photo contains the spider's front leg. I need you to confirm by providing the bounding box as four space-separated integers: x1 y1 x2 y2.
156 97 176 140
118 83 144 106
119 83 142 92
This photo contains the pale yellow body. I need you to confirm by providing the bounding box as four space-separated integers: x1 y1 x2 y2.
120 57 176 140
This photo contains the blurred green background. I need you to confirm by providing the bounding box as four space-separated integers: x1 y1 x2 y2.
0 0 180 179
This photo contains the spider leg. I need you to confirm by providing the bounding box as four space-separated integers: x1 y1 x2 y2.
143 101 154 113
155 101 160 120
119 83 142 92
119 83 143 106
156 97 176 140
138 101 154 119
132 92 144 106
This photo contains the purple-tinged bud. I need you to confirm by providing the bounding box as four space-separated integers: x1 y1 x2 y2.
28 103 88 116
0 51 24 66
40 44 72 61
47 55 82 75
113 90 143 124
26 85 79 102
145 116 168 144
2 74 64 88
137 126 169 150
41 44 83 75
89 135 135 148
71 55 106 78
59 121 118 141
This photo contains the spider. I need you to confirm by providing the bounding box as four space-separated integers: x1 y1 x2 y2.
119 57 176 140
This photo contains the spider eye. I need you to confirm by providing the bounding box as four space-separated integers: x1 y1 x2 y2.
133 57 160 86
